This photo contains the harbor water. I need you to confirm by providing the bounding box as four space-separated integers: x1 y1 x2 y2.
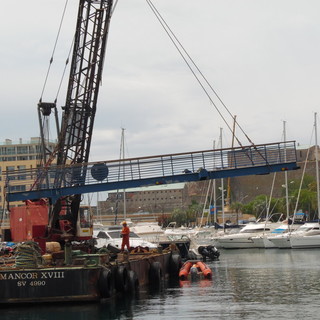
2 248 320 320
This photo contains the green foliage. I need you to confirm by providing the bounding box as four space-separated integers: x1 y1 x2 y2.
230 202 243 213
242 174 319 220
165 200 201 227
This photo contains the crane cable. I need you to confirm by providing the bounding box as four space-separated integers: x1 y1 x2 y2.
146 0 256 148
39 0 70 103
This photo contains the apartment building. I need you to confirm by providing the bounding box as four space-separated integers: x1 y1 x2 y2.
0 137 56 207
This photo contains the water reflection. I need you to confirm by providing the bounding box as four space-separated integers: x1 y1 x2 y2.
179 279 212 288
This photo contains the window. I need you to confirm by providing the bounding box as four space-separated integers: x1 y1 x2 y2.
17 166 26 180
6 147 16 155
28 146 36 154
17 146 28 154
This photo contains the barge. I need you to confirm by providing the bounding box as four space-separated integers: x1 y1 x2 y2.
0 241 181 304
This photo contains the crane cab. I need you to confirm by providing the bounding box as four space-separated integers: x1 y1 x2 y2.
76 206 93 239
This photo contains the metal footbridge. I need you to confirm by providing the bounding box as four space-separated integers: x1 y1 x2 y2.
6 141 299 203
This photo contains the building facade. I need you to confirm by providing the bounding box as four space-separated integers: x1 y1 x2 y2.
98 183 190 221
0 138 56 207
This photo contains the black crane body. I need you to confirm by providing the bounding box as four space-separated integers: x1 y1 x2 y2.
34 0 113 242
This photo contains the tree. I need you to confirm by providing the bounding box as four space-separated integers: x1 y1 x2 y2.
230 202 244 213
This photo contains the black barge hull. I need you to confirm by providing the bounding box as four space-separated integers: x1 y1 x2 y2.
0 251 178 304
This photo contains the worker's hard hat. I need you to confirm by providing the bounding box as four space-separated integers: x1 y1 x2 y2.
122 221 127 225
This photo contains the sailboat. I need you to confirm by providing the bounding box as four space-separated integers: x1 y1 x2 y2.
252 121 300 248
289 113 320 248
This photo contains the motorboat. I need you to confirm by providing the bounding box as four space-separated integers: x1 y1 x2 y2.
268 222 320 248
251 224 289 248
252 222 301 248
164 222 196 239
187 228 221 259
130 221 165 243
289 222 320 248
179 260 212 281
93 226 158 250
216 221 283 249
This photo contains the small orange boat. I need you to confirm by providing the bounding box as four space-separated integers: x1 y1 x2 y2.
178 260 212 281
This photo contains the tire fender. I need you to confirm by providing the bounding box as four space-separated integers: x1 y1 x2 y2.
98 268 113 298
115 265 128 292
126 270 139 293
149 261 162 287
169 253 182 276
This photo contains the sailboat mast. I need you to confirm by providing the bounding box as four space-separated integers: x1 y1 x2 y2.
314 113 320 220
226 115 236 209
219 128 225 230
212 140 217 224
283 120 290 220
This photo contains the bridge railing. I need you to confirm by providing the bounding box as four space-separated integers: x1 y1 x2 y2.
4 141 297 196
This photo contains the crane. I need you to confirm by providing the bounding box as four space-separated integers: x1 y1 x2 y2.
45 0 113 241
5 0 299 246
10 0 114 243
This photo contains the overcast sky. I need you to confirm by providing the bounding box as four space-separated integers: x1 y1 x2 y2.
1 0 320 163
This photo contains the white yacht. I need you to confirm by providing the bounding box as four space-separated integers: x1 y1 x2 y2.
268 222 320 248
289 222 320 248
163 222 196 238
216 221 283 249
251 224 292 248
130 221 165 243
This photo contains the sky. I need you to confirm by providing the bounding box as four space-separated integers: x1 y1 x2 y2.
1 0 320 163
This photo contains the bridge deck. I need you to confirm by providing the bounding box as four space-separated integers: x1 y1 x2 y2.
5 141 299 202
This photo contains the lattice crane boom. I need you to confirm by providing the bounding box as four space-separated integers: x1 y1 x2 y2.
33 0 114 241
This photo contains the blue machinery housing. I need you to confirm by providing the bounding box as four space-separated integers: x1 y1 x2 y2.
6 141 299 203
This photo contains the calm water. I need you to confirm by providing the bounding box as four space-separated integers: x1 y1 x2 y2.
2 249 320 320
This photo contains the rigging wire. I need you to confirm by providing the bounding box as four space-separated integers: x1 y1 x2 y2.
146 0 255 147
55 39 74 103
39 0 69 102
111 0 119 16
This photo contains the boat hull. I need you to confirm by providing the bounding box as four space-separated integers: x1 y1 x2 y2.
0 251 174 304
268 235 292 248
290 236 320 249
251 236 276 248
217 237 255 249
0 267 101 304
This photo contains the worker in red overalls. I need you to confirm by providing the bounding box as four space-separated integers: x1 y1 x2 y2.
121 221 130 252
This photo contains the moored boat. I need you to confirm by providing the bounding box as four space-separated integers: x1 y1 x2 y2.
93 225 158 250
252 222 301 248
269 222 320 248
0 240 181 304
178 260 212 281
216 221 283 249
